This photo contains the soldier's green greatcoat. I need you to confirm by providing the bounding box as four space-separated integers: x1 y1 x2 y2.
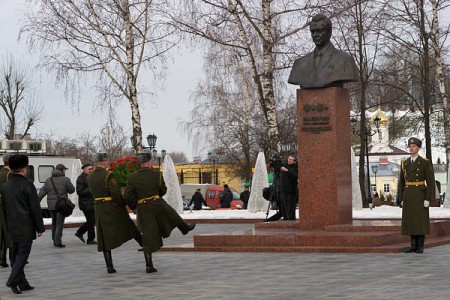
124 167 184 253
87 167 141 252
0 167 12 249
399 156 435 235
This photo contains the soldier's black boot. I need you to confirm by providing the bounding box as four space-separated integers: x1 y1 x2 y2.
177 222 196 235
144 252 157 273
103 251 116 274
404 235 418 253
134 233 143 247
416 235 425 253
0 243 9 267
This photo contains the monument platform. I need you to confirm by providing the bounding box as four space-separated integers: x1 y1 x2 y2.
161 219 450 253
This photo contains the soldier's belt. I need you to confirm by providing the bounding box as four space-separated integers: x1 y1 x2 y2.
405 181 425 186
137 196 159 204
94 197 113 201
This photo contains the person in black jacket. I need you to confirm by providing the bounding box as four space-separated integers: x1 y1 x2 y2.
75 162 96 244
279 154 298 220
188 189 207 210
220 184 233 208
1 154 45 294
240 187 250 209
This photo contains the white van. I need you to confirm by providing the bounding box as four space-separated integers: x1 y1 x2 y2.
0 154 82 218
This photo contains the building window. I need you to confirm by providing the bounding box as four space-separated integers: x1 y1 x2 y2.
371 184 376 193
384 184 390 193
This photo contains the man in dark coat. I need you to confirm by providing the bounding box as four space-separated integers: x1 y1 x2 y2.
279 154 298 220
2 154 45 294
75 162 96 244
38 163 75 248
220 184 233 208
124 152 195 273
240 187 250 209
87 153 142 274
399 137 435 253
0 153 13 267
188 188 207 210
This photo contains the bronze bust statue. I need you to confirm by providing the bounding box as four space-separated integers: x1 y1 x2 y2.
288 14 359 89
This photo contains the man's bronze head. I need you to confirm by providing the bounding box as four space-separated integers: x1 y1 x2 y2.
310 14 332 47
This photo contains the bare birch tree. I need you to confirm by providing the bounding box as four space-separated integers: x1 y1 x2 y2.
430 0 450 162
20 0 176 151
332 0 388 207
379 0 450 161
0 54 43 140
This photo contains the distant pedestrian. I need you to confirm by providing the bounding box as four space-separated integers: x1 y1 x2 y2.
220 184 233 208
0 153 13 267
240 187 250 209
75 162 96 244
38 164 75 248
87 153 143 274
188 188 207 210
399 137 435 254
2 154 45 294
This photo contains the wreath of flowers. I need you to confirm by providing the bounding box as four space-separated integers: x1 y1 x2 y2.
109 155 140 187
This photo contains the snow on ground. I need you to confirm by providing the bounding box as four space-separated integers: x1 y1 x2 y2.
53 206 450 225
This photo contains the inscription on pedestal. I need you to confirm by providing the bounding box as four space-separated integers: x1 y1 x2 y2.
301 104 331 133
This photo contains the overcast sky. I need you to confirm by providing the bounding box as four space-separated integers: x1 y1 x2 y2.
0 0 204 160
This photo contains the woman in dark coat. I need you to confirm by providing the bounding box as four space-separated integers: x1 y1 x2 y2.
124 152 195 273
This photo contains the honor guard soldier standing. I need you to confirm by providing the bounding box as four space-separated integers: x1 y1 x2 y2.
398 137 435 253
87 153 143 274
124 152 196 273
0 153 13 267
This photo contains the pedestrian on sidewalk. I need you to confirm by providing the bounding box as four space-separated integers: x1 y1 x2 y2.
75 162 96 245
2 154 45 294
0 153 13 267
38 163 75 248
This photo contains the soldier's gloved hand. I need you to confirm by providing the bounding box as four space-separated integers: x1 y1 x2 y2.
424 200 430 208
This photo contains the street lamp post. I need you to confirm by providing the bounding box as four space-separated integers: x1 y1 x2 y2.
351 116 381 206
152 149 166 170
130 133 157 151
207 152 217 185
371 164 379 195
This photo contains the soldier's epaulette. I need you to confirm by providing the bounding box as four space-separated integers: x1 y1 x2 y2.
422 157 429 161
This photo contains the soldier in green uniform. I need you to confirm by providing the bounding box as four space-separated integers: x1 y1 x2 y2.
398 137 435 253
87 153 143 274
0 153 13 267
124 152 195 273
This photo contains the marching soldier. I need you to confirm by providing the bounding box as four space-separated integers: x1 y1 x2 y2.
124 152 195 273
0 153 13 267
87 153 143 274
398 137 435 253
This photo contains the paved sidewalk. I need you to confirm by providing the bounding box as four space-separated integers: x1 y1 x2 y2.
0 224 449 299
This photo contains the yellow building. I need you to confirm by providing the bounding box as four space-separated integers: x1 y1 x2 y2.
174 163 244 192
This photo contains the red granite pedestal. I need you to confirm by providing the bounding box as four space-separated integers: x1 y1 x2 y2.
297 88 352 230
165 88 450 253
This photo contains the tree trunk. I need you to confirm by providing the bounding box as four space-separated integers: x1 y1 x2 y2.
431 0 450 163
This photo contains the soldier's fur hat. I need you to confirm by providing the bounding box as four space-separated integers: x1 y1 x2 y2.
95 153 108 162
9 154 29 170
408 137 422 148
2 153 13 165
137 152 152 163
